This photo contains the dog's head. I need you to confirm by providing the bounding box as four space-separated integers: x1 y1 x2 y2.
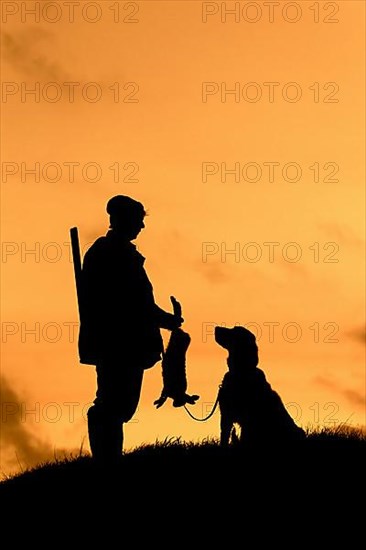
215 326 258 369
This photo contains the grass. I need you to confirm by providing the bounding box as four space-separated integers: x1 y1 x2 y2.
1 425 364 487
1 425 364 538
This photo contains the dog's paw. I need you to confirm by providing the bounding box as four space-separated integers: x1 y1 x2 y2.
231 427 240 445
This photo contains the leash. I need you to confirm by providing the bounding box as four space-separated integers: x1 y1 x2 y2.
183 386 221 422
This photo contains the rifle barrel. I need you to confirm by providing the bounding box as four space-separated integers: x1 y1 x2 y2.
70 227 82 319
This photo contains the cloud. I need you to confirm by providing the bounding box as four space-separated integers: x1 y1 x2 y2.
0 376 54 472
2 28 68 81
314 376 365 408
342 390 365 408
346 326 366 345
199 262 229 284
317 222 364 248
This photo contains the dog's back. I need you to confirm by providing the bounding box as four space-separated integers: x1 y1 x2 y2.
215 325 305 445
219 367 304 443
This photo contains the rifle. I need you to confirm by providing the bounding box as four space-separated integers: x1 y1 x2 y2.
70 227 82 320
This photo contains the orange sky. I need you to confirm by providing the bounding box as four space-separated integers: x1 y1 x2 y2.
1 0 365 474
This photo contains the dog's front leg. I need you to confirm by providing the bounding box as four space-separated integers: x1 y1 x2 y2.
220 414 233 447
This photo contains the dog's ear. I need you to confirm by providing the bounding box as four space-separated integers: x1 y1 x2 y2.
233 326 257 347
233 326 255 338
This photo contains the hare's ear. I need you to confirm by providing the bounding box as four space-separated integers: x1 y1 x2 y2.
170 295 182 318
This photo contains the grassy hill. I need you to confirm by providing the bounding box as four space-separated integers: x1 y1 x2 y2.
1 425 364 491
1 426 364 541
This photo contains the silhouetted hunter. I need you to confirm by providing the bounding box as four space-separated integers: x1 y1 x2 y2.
78 196 183 462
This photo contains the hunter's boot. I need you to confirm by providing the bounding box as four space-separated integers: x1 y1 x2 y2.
87 404 123 464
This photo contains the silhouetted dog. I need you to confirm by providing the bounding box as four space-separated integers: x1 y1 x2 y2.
215 326 305 446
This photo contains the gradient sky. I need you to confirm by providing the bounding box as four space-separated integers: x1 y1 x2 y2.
1 0 365 474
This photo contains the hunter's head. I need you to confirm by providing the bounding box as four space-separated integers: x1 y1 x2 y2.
106 195 146 241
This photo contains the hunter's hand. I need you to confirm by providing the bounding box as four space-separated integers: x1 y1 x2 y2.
169 296 184 329
165 312 184 331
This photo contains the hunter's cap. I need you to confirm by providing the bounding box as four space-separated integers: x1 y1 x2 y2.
106 195 145 218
